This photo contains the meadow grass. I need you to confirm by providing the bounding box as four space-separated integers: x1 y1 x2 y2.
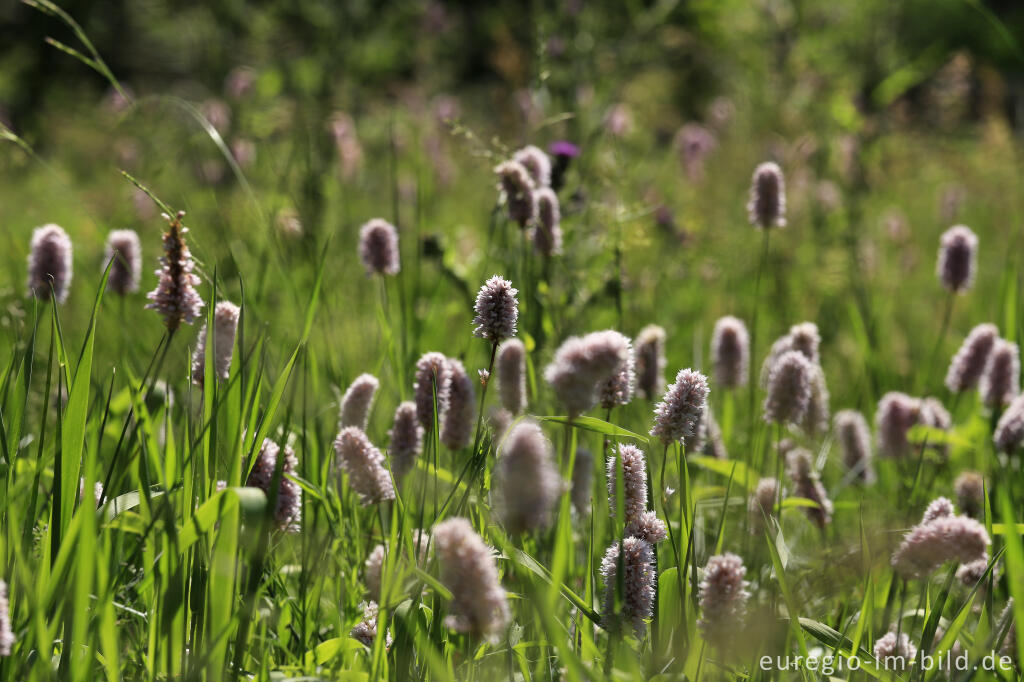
0 4 1024 681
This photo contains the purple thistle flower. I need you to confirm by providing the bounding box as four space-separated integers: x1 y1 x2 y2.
891 505 991 579
786 448 833 528
494 420 563 533
246 438 302 532
104 229 142 295
0 580 12 656
698 553 750 649
945 323 999 392
979 339 1020 407
937 224 978 293
513 145 552 188
711 316 750 389
634 325 667 400
339 374 380 430
650 368 710 445
954 471 985 518
358 218 400 276
747 162 786 229
414 352 453 429
763 351 813 425
571 447 593 516
874 632 916 670
495 160 537 228
599 332 636 410
190 301 240 387
748 477 781 532
496 339 527 415
441 358 475 450
27 223 73 303
388 401 423 479
531 188 563 256
601 537 656 638
333 427 396 506
432 517 510 642
994 393 1024 453
472 275 519 342
548 140 579 192
545 330 631 417
834 410 874 483
146 211 205 331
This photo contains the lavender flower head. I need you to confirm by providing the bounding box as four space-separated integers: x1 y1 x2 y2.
414 352 452 429
0 580 12 656
358 218 400 276
994 394 1024 453
599 332 635 410
388 401 424 479
350 601 392 649
748 477 781 532
834 410 875 483
954 471 985 518
545 330 631 416
531 188 563 256
698 553 750 649
650 368 710 445
922 496 955 524
432 517 510 642
600 537 656 638
786 448 833 528
104 229 142 295
339 374 380 430
979 339 1020 407
945 323 999 392
937 224 978 293
747 162 786 229
891 502 991 579
802 365 831 436
246 438 302 532
874 632 917 670
760 322 820 386
27 223 73 303
763 350 813 425
494 420 563 533
472 275 519 341
571 448 593 515
606 444 649 526
875 392 922 458
441 358 475 450
513 145 552 188
146 211 205 331
495 160 537 227
674 123 717 181
333 427 396 506
634 325 667 399
711 316 750 389
190 301 240 386
496 339 527 415
365 544 385 598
